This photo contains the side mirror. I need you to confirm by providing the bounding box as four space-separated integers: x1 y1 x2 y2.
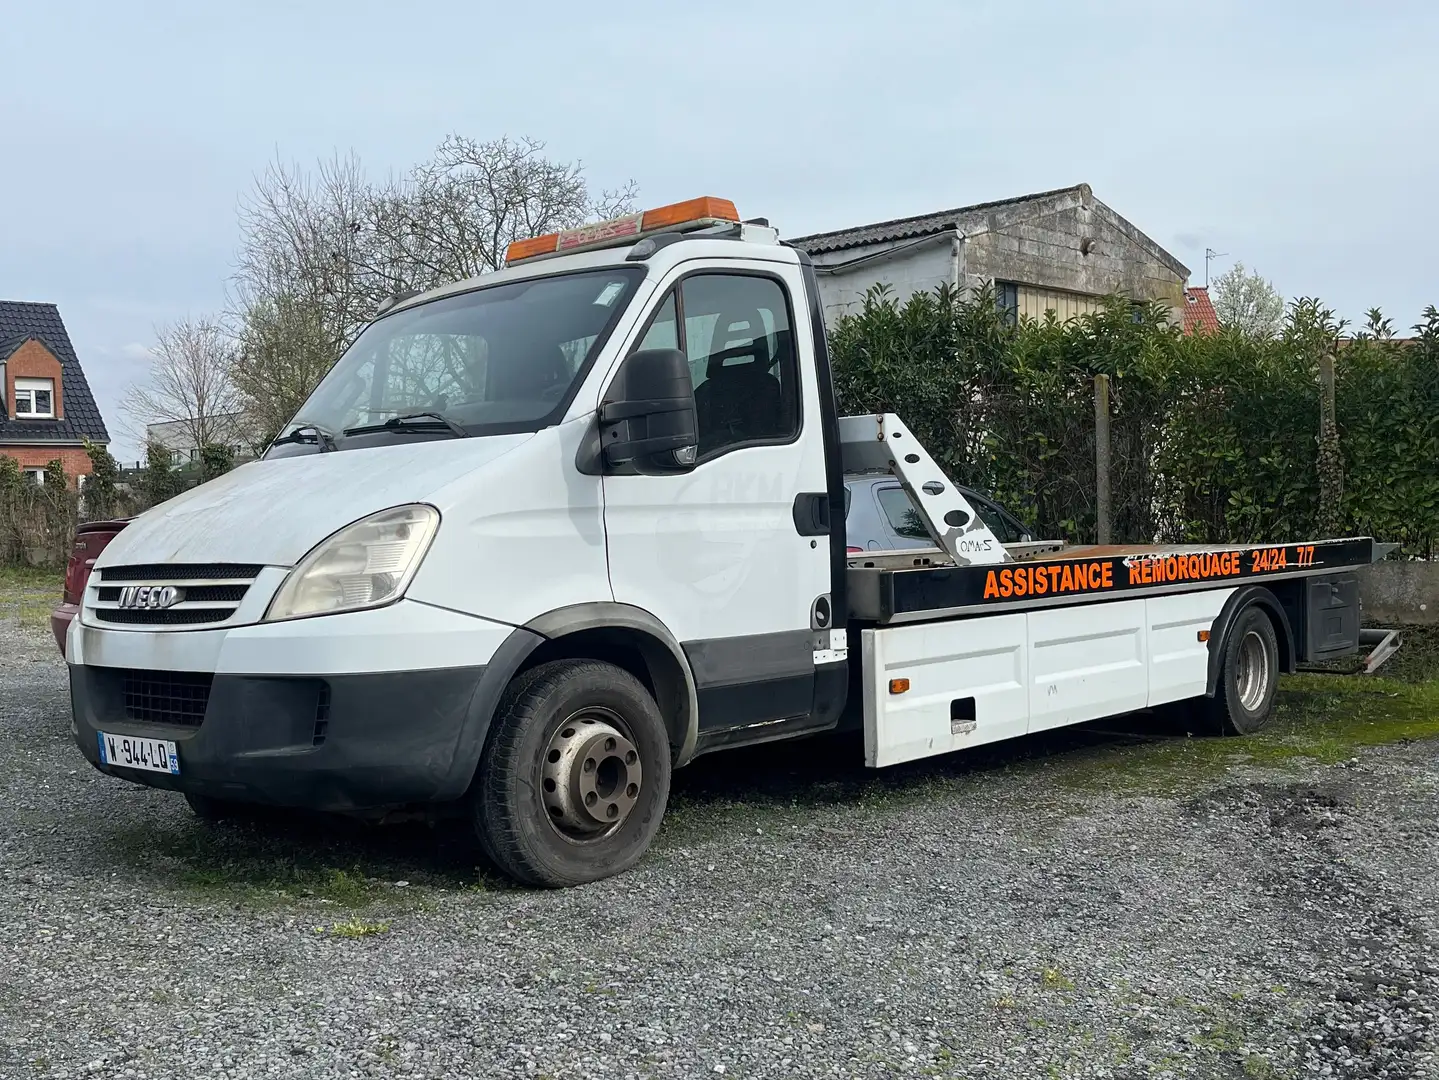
600 348 698 472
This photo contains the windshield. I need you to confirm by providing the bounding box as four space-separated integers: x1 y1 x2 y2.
287 267 644 442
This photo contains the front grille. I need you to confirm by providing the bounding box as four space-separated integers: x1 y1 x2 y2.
122 669 213 726
89 564 261 627
96 584 248 603
312 683 331 746
102 564 263 582
94 609 236 626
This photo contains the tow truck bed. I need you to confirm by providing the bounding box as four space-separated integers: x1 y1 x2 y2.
847 536 1378 624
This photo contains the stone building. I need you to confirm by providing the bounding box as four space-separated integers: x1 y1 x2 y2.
789 184 1190 327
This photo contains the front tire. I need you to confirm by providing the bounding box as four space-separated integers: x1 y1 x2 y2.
473 659 672 887
1209 606 1280 735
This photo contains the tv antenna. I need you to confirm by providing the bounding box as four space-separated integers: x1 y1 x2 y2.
1204 248 1227 288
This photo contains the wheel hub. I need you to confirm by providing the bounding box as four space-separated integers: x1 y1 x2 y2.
541 711 642 839
1235 629 1270 711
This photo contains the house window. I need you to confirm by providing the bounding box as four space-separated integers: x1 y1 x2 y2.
995 281 1018 325
14 377 55 419
22 467 46 485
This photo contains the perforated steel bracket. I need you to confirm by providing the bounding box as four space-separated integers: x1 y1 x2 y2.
838 413 1010 567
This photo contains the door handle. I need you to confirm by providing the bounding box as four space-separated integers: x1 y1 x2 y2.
792 492 830 536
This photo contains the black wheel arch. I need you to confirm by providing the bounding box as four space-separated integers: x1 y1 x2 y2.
1205 585 1294 697
445 604 700 798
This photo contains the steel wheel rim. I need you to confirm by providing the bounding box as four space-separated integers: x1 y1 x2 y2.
1235 629 1270 712
540 706 643 843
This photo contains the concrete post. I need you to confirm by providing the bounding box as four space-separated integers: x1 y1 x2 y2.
1317 352 1343 537
1095 373 1112 545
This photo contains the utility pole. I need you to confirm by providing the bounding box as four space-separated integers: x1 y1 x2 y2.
1204 248 1227 288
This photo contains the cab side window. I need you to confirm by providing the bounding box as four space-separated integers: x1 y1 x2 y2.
636 292 678 352
635 274 800 460
684 274 799 458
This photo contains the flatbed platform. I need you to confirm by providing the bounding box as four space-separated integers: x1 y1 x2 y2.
847 536 1379 624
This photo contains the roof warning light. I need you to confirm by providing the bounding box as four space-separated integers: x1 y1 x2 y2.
505 197 740 265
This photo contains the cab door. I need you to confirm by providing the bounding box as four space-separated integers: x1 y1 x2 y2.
600 261 834 738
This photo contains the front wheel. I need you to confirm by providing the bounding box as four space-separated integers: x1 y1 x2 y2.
473 659 672 887
1209 606 1280 735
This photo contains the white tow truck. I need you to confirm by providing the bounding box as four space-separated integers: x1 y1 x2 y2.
68 196 1379 886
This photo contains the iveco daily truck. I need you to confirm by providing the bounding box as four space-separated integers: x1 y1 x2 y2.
68 197 1378 886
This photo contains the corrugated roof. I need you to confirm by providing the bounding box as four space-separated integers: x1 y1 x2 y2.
1182 287 1221 335
0 301 110 445
788 185 1088 254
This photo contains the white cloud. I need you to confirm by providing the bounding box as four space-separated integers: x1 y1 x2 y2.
120 342 153 361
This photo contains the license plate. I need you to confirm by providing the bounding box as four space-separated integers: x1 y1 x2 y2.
97 732 179 775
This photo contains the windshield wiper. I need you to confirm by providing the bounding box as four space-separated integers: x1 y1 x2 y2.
270 424 336 452
342 412 468 439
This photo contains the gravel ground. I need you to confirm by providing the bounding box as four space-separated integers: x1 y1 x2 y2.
2 608 1439 1080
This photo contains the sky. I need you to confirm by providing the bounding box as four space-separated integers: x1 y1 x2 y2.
3 0 1436 463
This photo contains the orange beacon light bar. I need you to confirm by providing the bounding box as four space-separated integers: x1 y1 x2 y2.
505 197 740 265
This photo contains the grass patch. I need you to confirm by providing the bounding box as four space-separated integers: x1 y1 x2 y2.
1053 671 1439 796
1039 966 1076 991
0 565 63 589
103 817 477 911
320 919 390 938
0 567 62 631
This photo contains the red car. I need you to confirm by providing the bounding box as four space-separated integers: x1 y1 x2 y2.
53 519 129 657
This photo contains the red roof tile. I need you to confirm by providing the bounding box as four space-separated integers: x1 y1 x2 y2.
1183 286 1220 335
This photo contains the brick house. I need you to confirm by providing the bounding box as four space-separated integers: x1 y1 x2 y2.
0 301 110 485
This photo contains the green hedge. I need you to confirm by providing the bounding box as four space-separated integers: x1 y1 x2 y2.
830 284 1439 556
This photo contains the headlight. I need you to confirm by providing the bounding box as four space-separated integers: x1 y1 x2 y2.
264 504 439 622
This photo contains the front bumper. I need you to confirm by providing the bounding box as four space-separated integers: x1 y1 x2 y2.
66 599 522 811
71 664 486 810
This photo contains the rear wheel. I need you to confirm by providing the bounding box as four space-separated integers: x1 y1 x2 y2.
1209 606 1280 735
473 659 671 887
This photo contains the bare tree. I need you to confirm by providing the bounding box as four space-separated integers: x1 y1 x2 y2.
1212 261 1286 337
228 135 635 439
233 153 376 359
120 318 245 453
368 135 638 281
230 294 337 446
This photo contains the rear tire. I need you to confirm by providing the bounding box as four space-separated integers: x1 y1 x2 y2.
473 659 672 887
1209 606 1280 735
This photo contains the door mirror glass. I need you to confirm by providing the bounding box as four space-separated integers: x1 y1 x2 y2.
600 348 698 472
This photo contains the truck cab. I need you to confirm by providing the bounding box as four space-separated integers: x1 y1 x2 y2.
68 197 1375 887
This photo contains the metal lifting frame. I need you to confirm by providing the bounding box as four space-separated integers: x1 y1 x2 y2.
837 413 1009 567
